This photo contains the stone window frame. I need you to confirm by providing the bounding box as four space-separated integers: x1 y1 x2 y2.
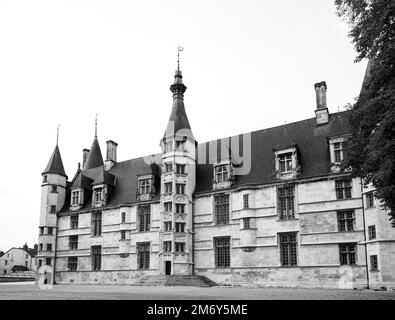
91 245 102 271
91 211 102 237
335 179 352 199
71 189 80 206
69 235 78 249
137 242 150 269
70 214 79 229
120 230 126 240
243 217 250 229
365 192 375 208
51 185 58 193
176 164 186 174
214 193 230 225
175 222 185 233
68 257 78 271
279 232 298 267
137 174 155 196
214 236 231 268
175 242 185 253
175 203 185 214
164 221 172 232
339 243 357 265
176 183 186 195
121 211 126 223
138 205 151 232
164 182 173 194
370 255 378 271
328 135 349 165
368 225 376 240
164 201 172 212
277 185 295 220
50 205 56 214
273 146 300 179
243 194 249 209
337 210 355 232
163 241 172 252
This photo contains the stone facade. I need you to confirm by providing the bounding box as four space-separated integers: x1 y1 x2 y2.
36 67 395 289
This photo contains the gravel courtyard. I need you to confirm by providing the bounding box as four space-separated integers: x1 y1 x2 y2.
0 282 394 300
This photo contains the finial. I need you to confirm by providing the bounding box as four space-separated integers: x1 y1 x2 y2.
177 46 183 71
56 124 60 145
95 113 98 138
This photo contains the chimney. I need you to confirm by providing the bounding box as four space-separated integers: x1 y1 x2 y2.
82 149 90 168
105 140 118 170
23 243 28 250
315 81 327 109
314 81 329 125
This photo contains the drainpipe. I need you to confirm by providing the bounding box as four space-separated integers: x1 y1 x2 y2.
52 217 59 285
360 178 370 289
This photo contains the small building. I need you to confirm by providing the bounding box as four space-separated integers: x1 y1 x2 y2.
0 244 37 275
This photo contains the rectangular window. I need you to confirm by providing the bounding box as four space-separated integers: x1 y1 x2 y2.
46 258 51 266
94 187 103 202
215 194 230 224
39 227 44 235
164 221 172 232
175 222 185 233
279 153 292 172
71 191 80 205
165 163 173 172
43 175 47 183
336 180 352 199
333 142 343 163
38 259 42 268
120 230 126 240
337 211 355 232
70 214 79 229
138 205 150 232
91 246 101 270
50 205 56 213
139 179 151 195
243 218 250 229
176 141 185 151
214 237 230 268
368 225 376 240
137 243 150 269
278 186 295 220
279 233 297 266
339 243 357 265
164 182 172 194
163 241 172 252
164 141 173 153
366 192 374 208
243 194 249 208
25 261 28 267
370 255 378 271
164 202 172 212
176 204 185 213
215 165 229 183
176 183 186 194
39 243 43 251
176 164 185 174
51 185 57 193
121 212 126 223
69 235 78 249
68 257 78 271
46 244 52 251
175 242 185 253
5 260 7 265
47 227 53 235
92 211 102 236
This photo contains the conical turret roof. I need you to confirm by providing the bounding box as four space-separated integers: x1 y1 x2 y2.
42 144 67 178
83 137 104 170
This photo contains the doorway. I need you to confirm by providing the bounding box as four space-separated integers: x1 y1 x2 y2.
165 261 171 275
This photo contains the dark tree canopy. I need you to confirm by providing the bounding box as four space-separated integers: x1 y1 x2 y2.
335 0 395 223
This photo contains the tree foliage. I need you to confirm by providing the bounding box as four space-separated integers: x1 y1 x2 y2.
335 0 395 223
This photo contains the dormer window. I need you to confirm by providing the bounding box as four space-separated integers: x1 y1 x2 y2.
94 187 103 202
279 153 292 172
274 147 299 180
329 135 349 172
71 190 80 206
139 179 151 195
216 165 229 183
213 162 232 190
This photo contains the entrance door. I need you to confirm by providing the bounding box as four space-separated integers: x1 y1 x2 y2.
165 261 171 275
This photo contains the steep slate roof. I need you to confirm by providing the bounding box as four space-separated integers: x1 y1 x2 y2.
83 138 104 170
59 111 351 212
24 247 37 257
42 145 67 178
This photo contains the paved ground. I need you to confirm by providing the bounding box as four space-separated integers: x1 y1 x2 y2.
0 282 394 300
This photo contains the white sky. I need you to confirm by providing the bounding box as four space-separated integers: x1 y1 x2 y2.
0 0 367 251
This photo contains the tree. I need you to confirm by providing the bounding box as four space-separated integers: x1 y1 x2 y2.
335 0 395 224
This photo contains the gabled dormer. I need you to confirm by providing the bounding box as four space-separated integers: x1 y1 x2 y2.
137 174 156 201
91 168 115 207
213 160 233 190
273 146 301 180
70 171 93 211
328 134 350 172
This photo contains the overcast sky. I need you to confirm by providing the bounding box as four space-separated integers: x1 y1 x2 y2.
0 0 367 251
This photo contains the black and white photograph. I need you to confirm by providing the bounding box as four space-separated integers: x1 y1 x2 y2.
0 0 394 308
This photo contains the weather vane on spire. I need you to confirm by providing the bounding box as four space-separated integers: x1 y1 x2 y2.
177 46 184 71
95 113 98 138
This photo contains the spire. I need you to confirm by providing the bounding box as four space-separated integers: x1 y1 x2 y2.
83 116 104 170
164 46 194 140
42 144 67 178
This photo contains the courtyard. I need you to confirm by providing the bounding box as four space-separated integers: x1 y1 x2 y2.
0 282 394 300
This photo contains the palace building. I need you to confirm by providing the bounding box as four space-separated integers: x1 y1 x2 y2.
36 61 395 289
